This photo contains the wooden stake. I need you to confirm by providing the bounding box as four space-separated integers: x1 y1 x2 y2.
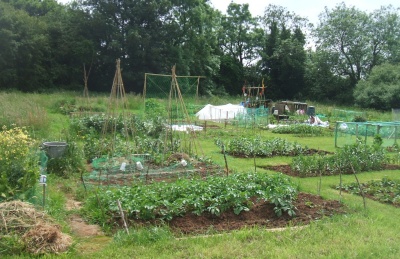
222 144 229 176
117 199 129 234
351 164 366 210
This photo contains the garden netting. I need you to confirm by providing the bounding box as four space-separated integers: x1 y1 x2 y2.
335 121 400 148
85 153 223 186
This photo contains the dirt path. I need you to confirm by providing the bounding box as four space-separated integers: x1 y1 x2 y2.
65 197 111 256
65 199 104 237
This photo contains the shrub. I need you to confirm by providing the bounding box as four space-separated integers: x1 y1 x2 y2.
0 126 39 201
145 98 167 118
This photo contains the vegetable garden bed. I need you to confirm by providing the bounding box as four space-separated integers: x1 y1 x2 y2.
82 173 345 234
261 164 400 178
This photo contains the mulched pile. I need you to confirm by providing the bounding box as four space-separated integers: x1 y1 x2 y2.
0 201 72 255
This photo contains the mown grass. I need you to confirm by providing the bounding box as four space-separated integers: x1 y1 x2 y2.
2 91 400 258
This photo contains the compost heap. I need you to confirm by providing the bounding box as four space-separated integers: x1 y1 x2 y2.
0 200 72 255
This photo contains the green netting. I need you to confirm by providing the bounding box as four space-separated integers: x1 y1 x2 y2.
87 154 150 185
39 151 48 174
335 121 400 148
85 154 222 186
332 109 365 121
144 74 200 98
233 107 269 128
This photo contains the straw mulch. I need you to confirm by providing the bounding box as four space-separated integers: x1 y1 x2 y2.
0 200 72 254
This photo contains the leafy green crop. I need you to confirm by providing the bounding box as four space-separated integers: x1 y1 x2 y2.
215 137 307 158
83 173 298 226
338 177 400 206
291 140 388 177
271 124 326 137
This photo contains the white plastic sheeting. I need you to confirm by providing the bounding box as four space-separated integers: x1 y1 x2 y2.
195 103 246 122
170 125 203 132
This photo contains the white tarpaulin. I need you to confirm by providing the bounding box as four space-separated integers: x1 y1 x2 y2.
195 103 246 122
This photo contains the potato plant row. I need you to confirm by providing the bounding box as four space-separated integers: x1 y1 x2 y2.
291 140 387 177
215 137 307 157
338 177 400 206
83 173 298 225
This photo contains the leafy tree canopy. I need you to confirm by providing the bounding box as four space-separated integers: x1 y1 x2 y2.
354 63 400 110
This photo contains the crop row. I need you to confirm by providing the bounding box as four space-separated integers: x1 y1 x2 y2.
271 124 325 136
291 140 387 177
215 137 307 157
83 173 298 225
338 177 400 206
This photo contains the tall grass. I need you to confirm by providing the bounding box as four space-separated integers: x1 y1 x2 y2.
0 93 49 133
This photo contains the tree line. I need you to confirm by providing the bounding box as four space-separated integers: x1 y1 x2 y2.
0 0 399 107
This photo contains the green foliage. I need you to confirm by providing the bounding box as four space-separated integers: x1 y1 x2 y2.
292 140 388 177
215 137 308 157
271 124 325 137
53 98 77 114
70 113 175 161
46 140 86 178
315 4 400 99
304 51 354 104
338 177 400 206
373 134 383 148
352 115 367 122
0 127 39 201
145 99 167 118
0 1 52 91
82 173 297 226
260 5 308 100
71 113 166 139
354 63 400 110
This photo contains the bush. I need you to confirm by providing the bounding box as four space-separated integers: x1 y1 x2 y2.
0 126 39 201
